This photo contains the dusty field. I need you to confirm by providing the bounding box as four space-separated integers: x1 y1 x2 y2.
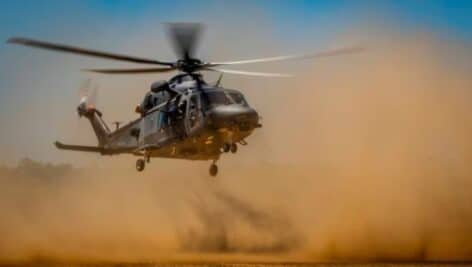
1 23 472 266
1 262 472 267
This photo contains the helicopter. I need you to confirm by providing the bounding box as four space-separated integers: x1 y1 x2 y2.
7 23 362 176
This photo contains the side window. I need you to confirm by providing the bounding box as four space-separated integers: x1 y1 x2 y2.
201 93 210 110
144 113 155 133
157 111 169 129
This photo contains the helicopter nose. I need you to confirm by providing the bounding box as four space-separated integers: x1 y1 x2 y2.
209 104 260 131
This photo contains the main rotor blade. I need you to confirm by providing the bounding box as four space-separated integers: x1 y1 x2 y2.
7 37 174 66
83 67 177 74
165 23 203 60
205 68 292 78
206 46 364 67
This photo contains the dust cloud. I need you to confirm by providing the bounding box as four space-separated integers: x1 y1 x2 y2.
1 20 472 264
0 158 302 263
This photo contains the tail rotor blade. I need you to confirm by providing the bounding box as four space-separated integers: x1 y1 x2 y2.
78 79 98 110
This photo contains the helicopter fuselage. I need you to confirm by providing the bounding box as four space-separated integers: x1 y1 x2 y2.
133 85 260 161
9 24 360 176
68 76 261 172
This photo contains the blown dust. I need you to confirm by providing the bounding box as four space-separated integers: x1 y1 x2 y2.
0 28 472 264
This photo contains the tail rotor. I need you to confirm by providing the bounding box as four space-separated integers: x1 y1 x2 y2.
77 79 99 117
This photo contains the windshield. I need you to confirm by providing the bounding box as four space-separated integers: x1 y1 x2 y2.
205 91 232 106
229 92 247 106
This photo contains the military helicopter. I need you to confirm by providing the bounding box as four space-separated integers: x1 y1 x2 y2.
7 23 362 176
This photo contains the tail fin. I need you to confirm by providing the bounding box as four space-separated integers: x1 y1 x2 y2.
78 106 111 146
88 109 111 146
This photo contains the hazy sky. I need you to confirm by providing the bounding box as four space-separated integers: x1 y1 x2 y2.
0 0 470 164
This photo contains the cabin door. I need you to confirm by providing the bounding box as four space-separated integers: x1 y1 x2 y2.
140 111 159 144
184 94 204 136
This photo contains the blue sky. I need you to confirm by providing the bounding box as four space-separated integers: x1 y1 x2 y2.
0 0 471 41
0 0 470 164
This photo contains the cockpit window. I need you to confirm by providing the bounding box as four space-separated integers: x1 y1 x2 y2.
229 92 247 106
205 91 231 106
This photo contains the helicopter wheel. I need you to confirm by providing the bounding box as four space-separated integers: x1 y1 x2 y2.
209 163 218 177
136 159 145 172
230 143 238 153
222 143 230 153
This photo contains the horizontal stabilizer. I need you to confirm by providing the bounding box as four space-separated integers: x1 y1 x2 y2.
54 141 103 153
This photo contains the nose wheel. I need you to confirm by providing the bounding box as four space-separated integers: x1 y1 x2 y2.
209 163 218 176
230 143 238 153
136 158 145 172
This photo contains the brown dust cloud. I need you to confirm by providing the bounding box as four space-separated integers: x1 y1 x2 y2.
1 24 472 263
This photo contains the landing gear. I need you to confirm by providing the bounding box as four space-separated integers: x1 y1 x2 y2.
209 163 218 176
222 143 237 153
136 158 145 172
230 143 238 153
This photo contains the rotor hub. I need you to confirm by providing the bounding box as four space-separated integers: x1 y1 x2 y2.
176 58 204 73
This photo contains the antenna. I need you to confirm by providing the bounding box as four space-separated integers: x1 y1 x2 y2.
215 73 223 87
112 121 122 130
